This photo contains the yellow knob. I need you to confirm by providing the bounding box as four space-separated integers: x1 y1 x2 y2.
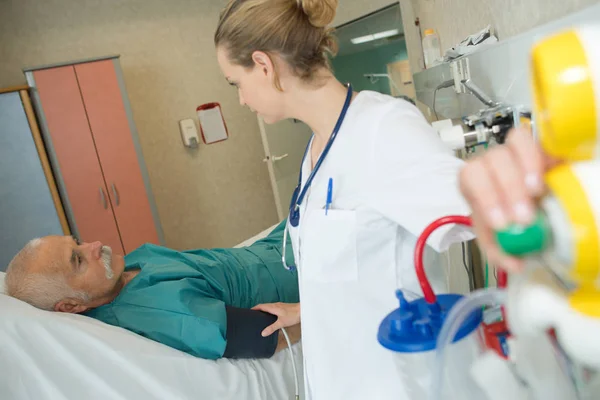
531 28 598 161
569 286 600 318
546 164 600 286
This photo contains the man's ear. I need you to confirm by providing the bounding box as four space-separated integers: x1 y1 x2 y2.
54 299 89 314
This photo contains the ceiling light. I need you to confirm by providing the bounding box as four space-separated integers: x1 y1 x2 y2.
351 29 400 45
373 29 400 40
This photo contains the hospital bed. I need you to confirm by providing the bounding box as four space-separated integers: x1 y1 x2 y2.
0 224 303 400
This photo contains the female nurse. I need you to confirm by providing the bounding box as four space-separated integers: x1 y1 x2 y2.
214 0 473 398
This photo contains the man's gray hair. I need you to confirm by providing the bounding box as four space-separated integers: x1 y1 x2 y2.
5 238 89 311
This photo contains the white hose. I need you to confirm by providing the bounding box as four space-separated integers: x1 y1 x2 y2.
281 327 300 400
430 288 507 400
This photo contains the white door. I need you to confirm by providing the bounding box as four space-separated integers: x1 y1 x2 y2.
258 117 312 220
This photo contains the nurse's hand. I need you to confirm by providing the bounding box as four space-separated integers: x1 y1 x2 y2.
252 302 301 337
459 128 561 273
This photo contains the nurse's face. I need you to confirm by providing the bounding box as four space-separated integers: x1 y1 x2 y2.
217 47 286 124
37 236 126 312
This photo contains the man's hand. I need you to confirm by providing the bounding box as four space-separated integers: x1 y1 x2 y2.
251 302 300 337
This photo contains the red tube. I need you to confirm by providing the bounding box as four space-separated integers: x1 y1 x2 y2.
496 269 509 325
415 215 473 304
497 269 508 288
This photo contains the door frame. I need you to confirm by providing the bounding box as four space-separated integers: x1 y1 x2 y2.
257 115 285 220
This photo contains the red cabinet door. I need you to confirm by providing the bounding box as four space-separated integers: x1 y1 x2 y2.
74 60 159 254
34 66 125 254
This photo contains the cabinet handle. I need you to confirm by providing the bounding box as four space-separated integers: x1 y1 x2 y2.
111 183 120 206
100 188 108 209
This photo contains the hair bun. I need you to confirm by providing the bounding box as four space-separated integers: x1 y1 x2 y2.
298 0 338 28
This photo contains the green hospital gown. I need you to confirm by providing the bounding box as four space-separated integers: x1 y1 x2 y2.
84 221 298 359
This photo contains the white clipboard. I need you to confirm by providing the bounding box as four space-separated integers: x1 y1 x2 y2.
196 103 229 144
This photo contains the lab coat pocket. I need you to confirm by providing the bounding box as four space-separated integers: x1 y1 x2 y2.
302 209 358 283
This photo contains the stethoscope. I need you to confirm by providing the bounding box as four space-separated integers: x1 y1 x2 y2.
281 83 354 271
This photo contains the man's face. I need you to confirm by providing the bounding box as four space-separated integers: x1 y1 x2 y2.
34 236 126 311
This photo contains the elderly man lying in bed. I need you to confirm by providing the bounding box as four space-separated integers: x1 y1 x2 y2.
5 221 300 360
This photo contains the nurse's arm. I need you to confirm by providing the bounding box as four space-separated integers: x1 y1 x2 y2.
251 302 301 337
459 127 557 272
367 105 474 252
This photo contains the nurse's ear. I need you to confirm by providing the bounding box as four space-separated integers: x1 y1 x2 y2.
55 298 89 314
251 51 285 92
251 51 273 75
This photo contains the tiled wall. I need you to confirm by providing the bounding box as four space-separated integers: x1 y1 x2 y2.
400 0 599 75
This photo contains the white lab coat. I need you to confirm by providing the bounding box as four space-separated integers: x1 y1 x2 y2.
288 91 473 400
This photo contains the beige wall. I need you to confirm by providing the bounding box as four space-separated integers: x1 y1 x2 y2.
0 0 394 250
399 0 599 76
0 0 277 250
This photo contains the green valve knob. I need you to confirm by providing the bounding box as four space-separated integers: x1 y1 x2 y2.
495 211 550 256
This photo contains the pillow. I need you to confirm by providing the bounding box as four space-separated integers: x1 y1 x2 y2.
0 272 5 294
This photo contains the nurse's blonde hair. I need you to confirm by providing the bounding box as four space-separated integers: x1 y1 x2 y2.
214 0 339 89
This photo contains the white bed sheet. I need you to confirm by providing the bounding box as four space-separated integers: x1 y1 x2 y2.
235 223 279 248
0 225 303 400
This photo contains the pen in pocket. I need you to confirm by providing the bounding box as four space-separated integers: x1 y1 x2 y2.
325 178 333 215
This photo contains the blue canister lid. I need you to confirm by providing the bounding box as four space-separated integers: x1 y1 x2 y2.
378 290 483 353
